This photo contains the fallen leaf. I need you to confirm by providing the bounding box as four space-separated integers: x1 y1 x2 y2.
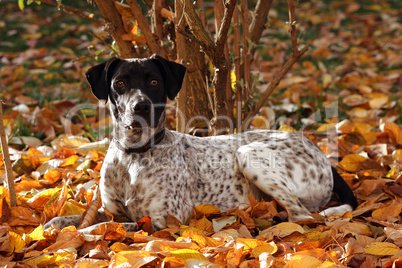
364 242 402 256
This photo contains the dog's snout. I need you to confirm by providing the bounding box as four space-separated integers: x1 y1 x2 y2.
133 100 151 113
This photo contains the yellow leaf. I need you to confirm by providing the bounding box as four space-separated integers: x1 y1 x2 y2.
284 255 322 268
9 231 26 253
368 92 389 109
189 233 221 248
339 154 367 172
235 237 261 250
349 107 368 118
27 188 61 209
26 250 77 266
320 261 338 267
251 242 278 257
170 249 208 262
26 225 46 244
278 124 297 132
251 115 270 129
110 242 135 253
231 70 236 90
322 73 332 88
317 123 336 132
356 84 373 94
60 200 87 216
258 222 305 239
60 155 80 167
364 242 401 256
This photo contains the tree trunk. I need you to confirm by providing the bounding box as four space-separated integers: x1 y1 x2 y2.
176 0 212 133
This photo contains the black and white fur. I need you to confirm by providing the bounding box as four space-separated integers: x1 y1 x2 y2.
44 55 357 232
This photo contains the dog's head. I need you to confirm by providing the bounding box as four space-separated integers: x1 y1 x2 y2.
86 55 186 150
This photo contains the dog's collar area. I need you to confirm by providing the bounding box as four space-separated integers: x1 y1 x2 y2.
115 129 165 154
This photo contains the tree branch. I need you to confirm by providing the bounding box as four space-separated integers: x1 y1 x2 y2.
215 0 237 56
249 0 273 45
241 45 308 131
288 0 298 56
178 0 216 62
37 0 104 25
126 0 166 57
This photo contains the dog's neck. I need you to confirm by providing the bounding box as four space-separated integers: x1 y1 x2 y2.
115 128 165 154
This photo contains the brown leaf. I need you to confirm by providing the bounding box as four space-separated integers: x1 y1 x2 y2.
137 216 154 234
78 185 100 229
44 226 85 252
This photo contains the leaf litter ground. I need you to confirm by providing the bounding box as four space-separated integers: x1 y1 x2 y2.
0 1 401 267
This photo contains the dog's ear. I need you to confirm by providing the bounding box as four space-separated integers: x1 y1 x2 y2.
86 57 121 103
150 55 186 100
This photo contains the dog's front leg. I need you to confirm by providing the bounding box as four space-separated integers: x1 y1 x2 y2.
43 208 112 231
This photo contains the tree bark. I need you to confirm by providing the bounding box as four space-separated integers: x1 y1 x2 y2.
94 0 138 58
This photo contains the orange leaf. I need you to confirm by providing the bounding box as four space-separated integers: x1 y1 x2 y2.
90 222 126 241
137 216 154 234
193 204 220 219
195 216 214 233
380 120 402 145
372 202 402 221
42 169 62 185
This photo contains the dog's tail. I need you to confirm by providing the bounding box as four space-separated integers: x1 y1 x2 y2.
320 166 358 216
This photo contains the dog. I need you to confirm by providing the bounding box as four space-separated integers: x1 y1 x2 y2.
44 55 357 233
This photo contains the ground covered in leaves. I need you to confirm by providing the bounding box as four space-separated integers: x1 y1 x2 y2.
0 0 401 267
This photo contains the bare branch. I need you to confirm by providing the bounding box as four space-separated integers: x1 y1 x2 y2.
241 45 308 131
126 0 166 57
178 0 216 61
288 0 298 56
37 0 103 25
249 0 273 45
215 0 237 56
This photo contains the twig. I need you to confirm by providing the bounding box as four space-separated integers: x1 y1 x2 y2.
126 0 166 57
241 0 307 131
0 101 17 207
242 45 308 130
288 0 298 56
37 0 103 25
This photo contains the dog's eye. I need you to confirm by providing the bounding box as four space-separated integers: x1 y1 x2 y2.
150 80 158 86
116 81 125 87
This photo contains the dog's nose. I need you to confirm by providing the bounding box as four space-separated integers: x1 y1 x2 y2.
133 100 151 113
